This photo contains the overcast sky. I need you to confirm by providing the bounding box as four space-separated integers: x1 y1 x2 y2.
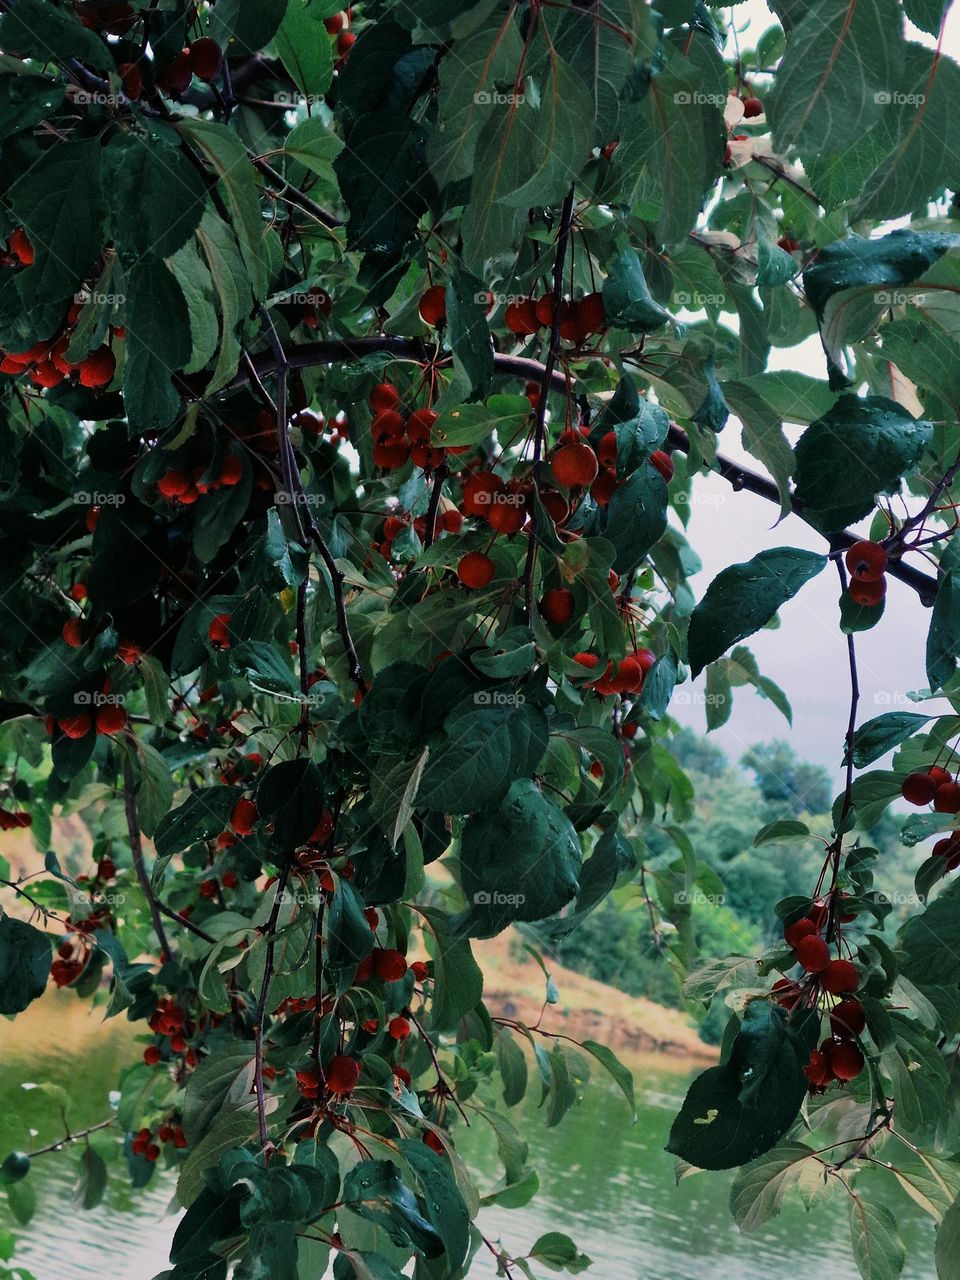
670 3 956 769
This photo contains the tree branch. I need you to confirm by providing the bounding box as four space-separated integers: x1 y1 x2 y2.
123 754 173 964
253 863 291 1153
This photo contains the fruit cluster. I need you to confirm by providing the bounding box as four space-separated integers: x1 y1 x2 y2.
843 540 888 608
572 647 657 696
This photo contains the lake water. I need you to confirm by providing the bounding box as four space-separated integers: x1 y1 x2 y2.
0 992 934 1279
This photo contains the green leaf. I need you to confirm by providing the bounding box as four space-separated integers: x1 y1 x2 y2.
0 0 114 71
195 209 255 394
275 1 334 99
182 1043 255 1147
178 119 269 298
687 548 827 677
334 114 434 255
284 118 342 178
753 819 810 847
0 74 64 147
666 1003 814 1170
847 711 931 768
767 0 902 160
418 700 548 814
457 779 582 937
793 396 933 534
850 1197 906 1280
581 1040 636 1119
9 139 105 305
528 1231 592 1273
422 908 483 1030
154 786 242 860
722 382 795 519
803 230 956 322
604 461 669 574
928 554 960 691
104 131 207 261
6 1175 35 1226
124 257 192 433
0 916 50 1014
602 250 672 334
73 1146 107 1211
210 0 289 53
729 1142 817 1232
397 1140 470 1267
937 1194 960 1279
880 1016 951 1139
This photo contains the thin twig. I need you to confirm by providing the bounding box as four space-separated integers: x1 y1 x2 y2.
123 754 173 963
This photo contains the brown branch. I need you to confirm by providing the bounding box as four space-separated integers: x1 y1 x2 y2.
252 157 343 230
123 754 173 963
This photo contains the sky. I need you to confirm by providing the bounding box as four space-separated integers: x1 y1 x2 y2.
668 2 958 769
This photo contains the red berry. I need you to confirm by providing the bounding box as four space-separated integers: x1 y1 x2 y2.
830 998 866 1039
457 552 495 589
372 439 410 470
230 797 257 836
795 935 831 973
572 651 601 671
77 347 116 388
325 1055 361 1094
118 61 142 100
9 228 33 265
370 382 400 413
935 782 960 813
63 618 83 648
189 37 222 82
58 713 92 740
372 948 408 982
418 285 447 327
411 960 429 982
534 295 554 327
576 292 606 335
372 408 406 441
551 442 599 488
540 587 575 626
388 1016 411 1040
741 96 764 117
784 917 817 948
407 408 438 443
505 298 539 335
144 1045 161 1066
486 500 524 535
902 771 938 806
803 1048 833 1088
821 958 859 995
848 577 886 607
929 766 953 787
336 30 356 56
827 1040 865 1082
845 540 887 582
95 703 127 736
219 455 243 487
777 235 801 253
208 613 231 649
650 450 674 483
324 12 345 34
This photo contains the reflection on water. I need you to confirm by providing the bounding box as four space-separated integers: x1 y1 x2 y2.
0 994 934 1279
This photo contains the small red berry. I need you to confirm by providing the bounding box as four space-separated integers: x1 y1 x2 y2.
457 552 495 590
418 285 447 328
796 935 831 973
821 958 859 995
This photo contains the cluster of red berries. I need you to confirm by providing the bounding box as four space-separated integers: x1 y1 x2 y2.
325 8 357 66
0 263 117 390
0 808 31 831
844 540 888 608
589 428 675 507
131 1120 188 1162
296 1054 362 1099
503 291 606 345
368 381 456 472
155 453 244 506
46 687 128 741
144 997 201 1067
571 647 657 696
148 36 224 97
901 765 960 814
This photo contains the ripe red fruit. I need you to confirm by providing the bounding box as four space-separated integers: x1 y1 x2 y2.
325 1055 361 1094
650 450 675 483
828 1040 865 1082
9 228 33 266
406 408 438 443
370 382 400 413
822 958 859 994
929 766 953 787
77 347 116 388
935 782 960 813
902 771 938 806
505 298 539 335
796 934 831 973
608 656 644 694
372 439 410 470
372 408 406 441
803 1049 833 1088
230 797 257 836
741 96 764 117
577 292 606 334
388 1016 411 1040
830 998 866 1038
219 455 243 487
144 1045 162 1066
418 285 447 327
591 470 618 506
784 917 817 948
157 469 190 499
462 471 504 516
573 652 601 671
95 703 128 736
848 577 886 607
336 30 356 56
534 295 555 327
440 509 463 534
58 713 92 740
486 501 524 534
325 12 345 34
117 640 141 665
158 47 193 94
772 977 802 1009
551 442 599 488
63 618 83 648
845 540 887 582
208 613 231 649
411 960 429 982
457 551 495 589
540 587 575 626
372 948 408 982
189 37 222 82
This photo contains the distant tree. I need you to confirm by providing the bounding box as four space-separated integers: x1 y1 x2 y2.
671 726 728 779
741 740 833 816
